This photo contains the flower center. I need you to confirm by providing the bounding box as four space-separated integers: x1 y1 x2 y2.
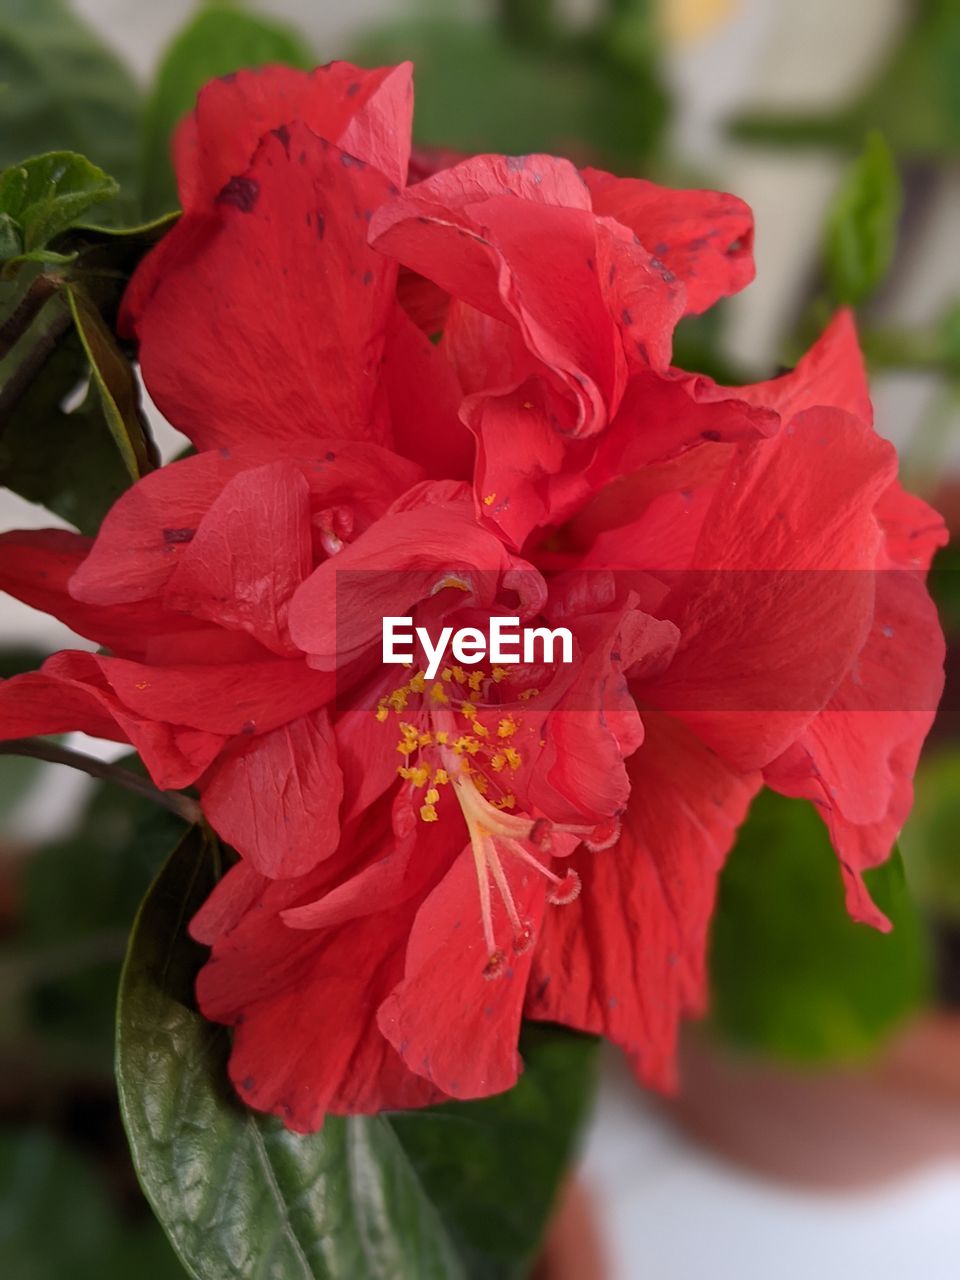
377 665 616 977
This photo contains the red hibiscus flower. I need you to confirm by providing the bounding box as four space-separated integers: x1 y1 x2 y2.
0 63 946 1132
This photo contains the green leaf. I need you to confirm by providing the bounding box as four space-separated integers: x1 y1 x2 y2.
0 210 22 258
0 319 135 534
0 151 118 255
0 1128 184 1280
0 0 142 223
823 132 901 308
391 1025 597 1280
140 4 314 217
708 790 930 1063
66 283 154 478
117 834 596 1280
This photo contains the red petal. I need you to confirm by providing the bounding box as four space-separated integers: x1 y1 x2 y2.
0 529 188 660
174 61 413 209
526 713 759 1088
164 461 312 656
199 709 343 878
88 652 334 738
128 122 399 453
0 655 224 789
583 167 755 315
381 305 473 479
640 407 897 769
378 845 547 1099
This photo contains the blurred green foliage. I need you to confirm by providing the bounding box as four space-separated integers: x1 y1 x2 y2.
354 0 668 171
823 132 901 310
731 0 960 159
709 791 930 1063
900 749 960 923
0 1129 181 1280
0 0 141 222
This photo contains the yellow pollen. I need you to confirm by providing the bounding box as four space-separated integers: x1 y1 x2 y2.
409 671 426 693
433 768 449 785
519 687 540 701
452 666 467 684
474 774 489 795
492 667 509 683
418 731 433 746
483 493 496 506
460 702 477 719
388 687 409 712
494 793 516 810
497 717 518 739
491 753 506 772
504 747 522 770
424 787 440 805
396 739 417 757
468 671 484 692
376 704 389 722
420 802 439 823
429 683 449 704
435 730 449 745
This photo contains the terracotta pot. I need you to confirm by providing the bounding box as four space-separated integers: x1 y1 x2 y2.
532 1176 608 1280
668 1013 960 1191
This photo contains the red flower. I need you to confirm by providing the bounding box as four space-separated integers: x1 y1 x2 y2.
0 63 946 1129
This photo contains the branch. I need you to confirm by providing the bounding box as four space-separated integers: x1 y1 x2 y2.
0 738 201 823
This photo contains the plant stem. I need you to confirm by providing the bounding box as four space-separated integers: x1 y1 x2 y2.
0 738 201 823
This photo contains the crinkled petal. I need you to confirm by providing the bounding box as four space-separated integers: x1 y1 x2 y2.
583 167 755 315
199 709 343 878
525 713 759 1088
164 461 312 656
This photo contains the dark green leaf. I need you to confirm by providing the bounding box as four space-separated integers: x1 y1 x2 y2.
0 0 141 223
0 151 118 255
708 790 930 1062
117 835 596 1280
823 132 901 308
391 1026 597 1280
66 283 154 477
140 4 314 217
0 316 132 533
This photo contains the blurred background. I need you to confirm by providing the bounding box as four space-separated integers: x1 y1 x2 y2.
1 2 958 1278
